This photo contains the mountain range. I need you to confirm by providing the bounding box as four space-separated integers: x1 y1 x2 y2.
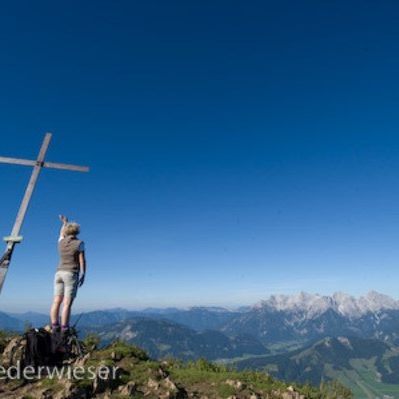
4 291 399 348
254 291 399 318
89 317 268 360
221 291 399 348
4 290 399 398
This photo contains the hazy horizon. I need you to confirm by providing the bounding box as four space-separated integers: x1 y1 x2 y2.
2 289 398 314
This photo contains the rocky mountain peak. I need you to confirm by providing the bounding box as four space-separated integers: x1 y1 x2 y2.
254 291 399 319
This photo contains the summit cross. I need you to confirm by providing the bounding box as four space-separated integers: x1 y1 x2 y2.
0 133 89 295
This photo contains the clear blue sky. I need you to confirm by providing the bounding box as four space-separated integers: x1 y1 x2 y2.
1 1 399 312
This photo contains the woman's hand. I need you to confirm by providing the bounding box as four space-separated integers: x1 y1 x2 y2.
59 214 68 224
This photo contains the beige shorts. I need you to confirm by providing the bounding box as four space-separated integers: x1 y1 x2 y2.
54 270 79 298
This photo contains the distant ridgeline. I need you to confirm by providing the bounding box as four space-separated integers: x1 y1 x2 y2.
3 291 399 398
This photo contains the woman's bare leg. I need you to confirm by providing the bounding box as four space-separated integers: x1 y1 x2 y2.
61 296 74 327
50 295 63 325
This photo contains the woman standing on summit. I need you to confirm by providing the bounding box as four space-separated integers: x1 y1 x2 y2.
50 215 86 334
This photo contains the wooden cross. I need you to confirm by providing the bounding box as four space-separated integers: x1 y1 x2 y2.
0 133 89 295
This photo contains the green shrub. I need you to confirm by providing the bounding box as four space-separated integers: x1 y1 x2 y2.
190 358 228 373
83 333 101 349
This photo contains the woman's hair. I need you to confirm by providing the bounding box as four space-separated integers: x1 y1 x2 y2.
64 222 80 236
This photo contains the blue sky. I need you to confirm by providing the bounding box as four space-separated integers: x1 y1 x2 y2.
1 1 399 312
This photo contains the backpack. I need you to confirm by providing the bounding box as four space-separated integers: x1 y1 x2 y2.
24 328 60 368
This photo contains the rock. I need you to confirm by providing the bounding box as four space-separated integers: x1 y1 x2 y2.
160 377 188 399
225 379 246 390
96 391 113 399
53 380 88 399
118 380 137 395
164 377 178 391
158 367 169 378
159 389 185 399
159 392 173 399
43 325 52 333
1 337 25 368
146 376 188 399
74 352 91 368
40 388 54 399
92 365 121 394
147 377 160 390
111 350 122 361
281 389 305 399
92 373 107 394
177 388 189 399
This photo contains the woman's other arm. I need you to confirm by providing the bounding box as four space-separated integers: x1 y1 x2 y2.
79 251 86 287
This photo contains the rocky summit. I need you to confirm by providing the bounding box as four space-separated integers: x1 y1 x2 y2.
0 331 351 399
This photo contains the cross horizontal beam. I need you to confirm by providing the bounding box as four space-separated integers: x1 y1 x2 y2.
0 132 90 296
0 156 89 172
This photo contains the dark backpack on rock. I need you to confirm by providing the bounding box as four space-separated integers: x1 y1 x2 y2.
24 328 60 368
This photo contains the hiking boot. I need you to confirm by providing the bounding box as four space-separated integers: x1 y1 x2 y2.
61 328 72 345
61 327 70 336
51 324 61 334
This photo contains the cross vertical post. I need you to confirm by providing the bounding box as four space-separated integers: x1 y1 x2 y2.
0 133 89 295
